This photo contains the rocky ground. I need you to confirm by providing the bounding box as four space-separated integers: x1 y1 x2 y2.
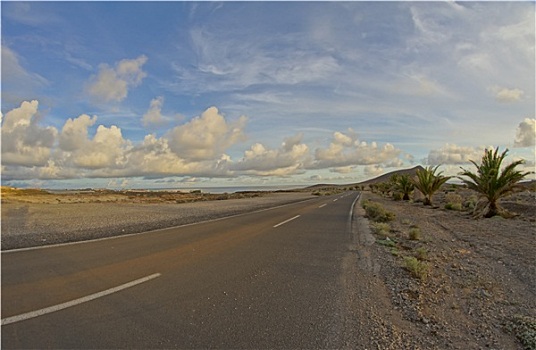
352 188 535 350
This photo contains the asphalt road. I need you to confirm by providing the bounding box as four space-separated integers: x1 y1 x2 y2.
2 191 361 349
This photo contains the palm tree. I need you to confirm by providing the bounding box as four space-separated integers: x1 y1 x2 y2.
412 165 450 206
393 174 414 201
458 147 531 218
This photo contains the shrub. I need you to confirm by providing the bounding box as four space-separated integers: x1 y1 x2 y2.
445 202 463 211
392 192 404 201
505 315 536 350
404 256 429 280
376 238 396 247
362 200 396 222
371 222 391 236
415 247 428 261
408 227 421 240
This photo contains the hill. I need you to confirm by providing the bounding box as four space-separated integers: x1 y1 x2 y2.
305 165 425 191
353 165 425 186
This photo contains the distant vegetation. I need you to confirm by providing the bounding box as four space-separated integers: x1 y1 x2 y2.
355 147 532 219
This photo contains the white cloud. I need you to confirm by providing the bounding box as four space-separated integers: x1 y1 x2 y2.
1 100 57 166
142 96 166 126
1 45 48 86
427 144 489 165
87 55 147 103
58 114 97 151
490 86 524 102
364 164 384 177
514 118 536 147
1 45 48 103
165 106 247 161
313 129 403 169
232 134 310 176
57 113 132 169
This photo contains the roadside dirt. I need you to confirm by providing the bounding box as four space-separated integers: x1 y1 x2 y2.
351 189 535 350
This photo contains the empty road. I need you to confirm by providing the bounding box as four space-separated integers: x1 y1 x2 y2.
2 192 362 349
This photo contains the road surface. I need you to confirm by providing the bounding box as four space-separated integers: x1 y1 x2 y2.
2 191 362 349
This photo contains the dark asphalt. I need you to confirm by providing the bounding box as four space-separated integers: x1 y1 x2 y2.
2 192 361 349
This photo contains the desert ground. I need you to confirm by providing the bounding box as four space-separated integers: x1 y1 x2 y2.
353 187 535 349
1 185 535 349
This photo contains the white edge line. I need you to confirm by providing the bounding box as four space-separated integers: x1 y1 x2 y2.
2 197 318 254
1 273 161 326
273 215 301 228
348 192 361 228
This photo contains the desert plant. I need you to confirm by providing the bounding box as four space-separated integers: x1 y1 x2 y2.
403 256 429 279
415 247 428 261
376 238 396 247
445 202 463 211
408 227 421 240
393 174 414 201
506 314 536 350
362 200 396 222
371 222 391 236
412 165 451 206
458 147 531 218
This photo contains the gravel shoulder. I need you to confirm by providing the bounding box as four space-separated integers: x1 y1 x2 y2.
352 190 535 350
1 192 314 250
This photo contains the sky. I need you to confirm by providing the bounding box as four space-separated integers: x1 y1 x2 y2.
1 1 535 190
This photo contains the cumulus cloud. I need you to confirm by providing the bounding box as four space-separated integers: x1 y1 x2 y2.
3 101 414 184
165 106 247 161
1 100 57 166
59 114 97 151
125 133 232 178
514 118 536 147
427 144 489 165
87 55 147 103
57 113 132 170
490 86 524 102
232 134 310 176
313 129 402 169
142 96 166 126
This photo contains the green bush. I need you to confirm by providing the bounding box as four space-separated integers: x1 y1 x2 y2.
371 222 391 236
404 256 429 280
445 202 463 211
362 200 396 222
415 247 428 261
376 238 396 247
506 315 536 350
408 227 421 240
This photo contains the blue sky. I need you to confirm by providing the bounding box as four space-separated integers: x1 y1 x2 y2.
1 1 535 189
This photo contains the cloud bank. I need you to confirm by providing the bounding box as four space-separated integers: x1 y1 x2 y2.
2 101 415 183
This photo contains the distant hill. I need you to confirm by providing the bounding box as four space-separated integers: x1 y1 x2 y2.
353 165 425 186
305 165 425 190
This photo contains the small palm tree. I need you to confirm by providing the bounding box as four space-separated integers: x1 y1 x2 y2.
458 147 531 218
394 174 415 201
412 165 450 206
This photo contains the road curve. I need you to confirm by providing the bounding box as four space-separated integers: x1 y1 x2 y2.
2 191 361 349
